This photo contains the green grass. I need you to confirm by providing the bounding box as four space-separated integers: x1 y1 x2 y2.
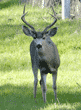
0 0 81 109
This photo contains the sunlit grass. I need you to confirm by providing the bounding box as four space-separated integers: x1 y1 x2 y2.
0 0 81 110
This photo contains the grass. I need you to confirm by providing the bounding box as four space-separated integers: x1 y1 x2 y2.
0 0 81 109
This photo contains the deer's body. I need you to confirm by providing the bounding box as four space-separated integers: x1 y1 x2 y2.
21 5 60 103
30 37 60 74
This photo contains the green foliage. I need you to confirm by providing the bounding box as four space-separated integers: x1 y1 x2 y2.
0 0 81 110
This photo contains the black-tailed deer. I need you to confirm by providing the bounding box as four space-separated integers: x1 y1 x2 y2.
21 5 60 103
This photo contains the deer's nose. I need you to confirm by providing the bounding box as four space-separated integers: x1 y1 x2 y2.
36 44 42 49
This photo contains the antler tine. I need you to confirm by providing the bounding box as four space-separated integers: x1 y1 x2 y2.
50 5 58 20
42 19 57 34
21 5 36 32
23 4 26 14
42 5 57 34
50 5 57 19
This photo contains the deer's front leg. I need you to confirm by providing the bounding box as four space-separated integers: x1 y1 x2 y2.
41 74 47 103
33 68 38 100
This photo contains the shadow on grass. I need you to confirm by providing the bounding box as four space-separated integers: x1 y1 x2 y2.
0 83 46 110
0 0 12 9
0 24 22 40
0 83 81 110
0 0 21 9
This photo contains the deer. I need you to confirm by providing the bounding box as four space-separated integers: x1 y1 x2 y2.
21 5 60 103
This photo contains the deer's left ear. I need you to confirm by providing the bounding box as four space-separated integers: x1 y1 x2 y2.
47 27 58 37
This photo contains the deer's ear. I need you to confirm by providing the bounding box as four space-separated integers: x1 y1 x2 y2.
22 26 37 38
22 26 32 36
47 27 58 37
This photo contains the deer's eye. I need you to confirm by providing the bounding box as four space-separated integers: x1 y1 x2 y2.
33 35 37 39
34 37 36 39
43 37 45 39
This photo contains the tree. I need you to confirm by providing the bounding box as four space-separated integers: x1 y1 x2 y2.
42 0 44 8
62 0 70 19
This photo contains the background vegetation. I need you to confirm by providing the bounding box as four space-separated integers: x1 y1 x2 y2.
0 0 81 110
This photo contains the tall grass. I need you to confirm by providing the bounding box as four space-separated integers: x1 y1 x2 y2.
0 0 81 110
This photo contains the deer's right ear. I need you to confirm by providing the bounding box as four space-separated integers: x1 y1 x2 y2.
22 26 37 38
22 25 32 36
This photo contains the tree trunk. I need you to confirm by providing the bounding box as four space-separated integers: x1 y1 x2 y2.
62 0 70 19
